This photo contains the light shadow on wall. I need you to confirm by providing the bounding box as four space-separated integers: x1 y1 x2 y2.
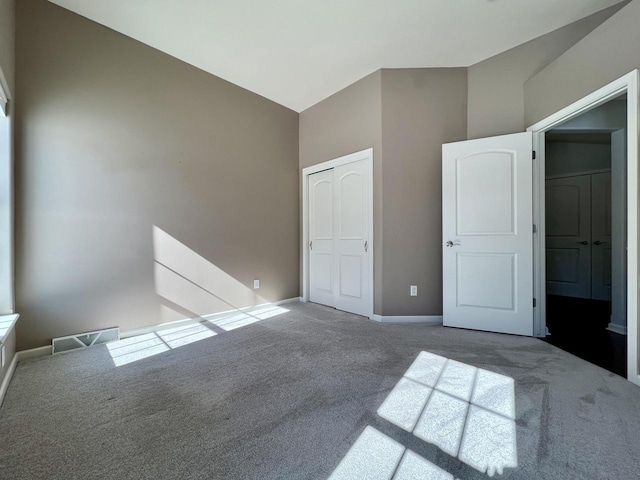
105 226 289 367
153 225 268 317
330 351 517 479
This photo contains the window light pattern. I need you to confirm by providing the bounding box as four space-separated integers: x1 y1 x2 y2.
207 306 289 331
106 323 216 367
107 305 290 367
378 352 517 477
329 427 458 480
329 351 517 479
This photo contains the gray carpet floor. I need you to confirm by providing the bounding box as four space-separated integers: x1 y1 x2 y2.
1 302 640 479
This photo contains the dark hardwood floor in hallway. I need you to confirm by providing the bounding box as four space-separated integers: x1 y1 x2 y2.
544 294 626 378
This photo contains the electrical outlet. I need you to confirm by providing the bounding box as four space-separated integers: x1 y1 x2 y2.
410 285 418 297
254 279 260 289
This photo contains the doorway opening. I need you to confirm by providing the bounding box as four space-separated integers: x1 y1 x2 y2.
528 70 639 385
440 71 638 384
542 96 627 377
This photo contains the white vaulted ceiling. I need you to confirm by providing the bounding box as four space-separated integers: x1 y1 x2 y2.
49 0 624 112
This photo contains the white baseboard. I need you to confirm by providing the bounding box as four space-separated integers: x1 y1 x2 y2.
372 314 443 325
0 346 52 407
274 297 302 306
16 345 53 361
607 323 628 335
121 297 302 339
0 353 18 407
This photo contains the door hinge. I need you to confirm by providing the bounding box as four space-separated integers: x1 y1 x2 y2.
533 150 536 160
533 224 537 234
533 298 537 308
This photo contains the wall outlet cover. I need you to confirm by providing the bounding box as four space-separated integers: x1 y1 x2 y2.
254 279 260 289
410 285 418 296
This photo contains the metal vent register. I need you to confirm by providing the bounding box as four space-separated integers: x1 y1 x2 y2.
52 327 119 354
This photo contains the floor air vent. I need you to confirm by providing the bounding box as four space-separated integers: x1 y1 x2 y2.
53 327 120 354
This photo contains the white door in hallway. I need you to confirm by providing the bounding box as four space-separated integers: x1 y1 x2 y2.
442 132 534 336
309 169 335 307
308 159 372 317
545 175 592 299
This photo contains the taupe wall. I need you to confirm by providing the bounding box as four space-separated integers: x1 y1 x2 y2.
381 69 467 316
15 0 299 350
299 71 382 171
525 0 640 125
299 71 383 313
12 0 629 345
546 142 611 178
467 4 624 139
299 68 467 317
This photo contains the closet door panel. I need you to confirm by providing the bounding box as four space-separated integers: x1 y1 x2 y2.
591 172 612 301
545 175 591 298
334 160 371 317
309 169 336 307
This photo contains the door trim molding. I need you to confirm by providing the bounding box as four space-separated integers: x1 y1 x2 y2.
301 148 374 319
527 69 639 386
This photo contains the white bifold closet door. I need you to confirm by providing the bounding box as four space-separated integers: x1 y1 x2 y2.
309 169 335 308
308 160 371 317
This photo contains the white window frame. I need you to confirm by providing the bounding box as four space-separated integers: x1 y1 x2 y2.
0 66 14 315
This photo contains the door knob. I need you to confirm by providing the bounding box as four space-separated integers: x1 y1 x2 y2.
576 241 589 245
445 241 461 248
594 240 607 245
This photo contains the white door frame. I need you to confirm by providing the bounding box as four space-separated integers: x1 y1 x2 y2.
301 148 374 319
527 70 639 385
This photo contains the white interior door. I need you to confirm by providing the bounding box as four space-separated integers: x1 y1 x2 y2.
442 132 533 336
309 169 335 307
545 175 591 298
591 171 612 301
333 160 371 317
